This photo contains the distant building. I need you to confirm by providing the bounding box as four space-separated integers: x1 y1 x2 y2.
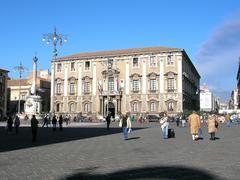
229 89 238 110
0 69 9 120
200 85 219 112
7 70 51 114
51 46 200 117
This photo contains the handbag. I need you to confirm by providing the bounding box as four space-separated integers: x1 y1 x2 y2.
215 121 218 128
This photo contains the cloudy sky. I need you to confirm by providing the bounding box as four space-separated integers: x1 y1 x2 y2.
0 0 240 102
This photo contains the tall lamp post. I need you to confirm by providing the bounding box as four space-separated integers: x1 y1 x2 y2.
14 62 26 114
42 27 67 113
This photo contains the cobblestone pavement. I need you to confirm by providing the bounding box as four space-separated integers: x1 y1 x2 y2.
0 121 240 180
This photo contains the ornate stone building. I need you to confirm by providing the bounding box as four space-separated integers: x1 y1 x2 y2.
51 46 200 117
0 69 9 120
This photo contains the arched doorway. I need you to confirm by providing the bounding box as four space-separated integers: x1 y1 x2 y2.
106 102 115 118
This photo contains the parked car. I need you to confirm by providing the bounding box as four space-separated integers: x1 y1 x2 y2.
147 115 160 122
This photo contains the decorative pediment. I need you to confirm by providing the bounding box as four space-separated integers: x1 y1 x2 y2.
82 76 92 81
147 72 159 78
130 73 142 78
164 71 177 77
55 77 64 82
68 76 78 81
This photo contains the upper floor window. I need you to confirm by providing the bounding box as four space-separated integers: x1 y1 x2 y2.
167 78 175 92
132 80 140 92
69 82 75 95
108 77 114 92
150 79 157 91
84 82 91 94
133 57 139 67
150 56 157 67
56 83 62 94
57 63 62 72
70 62 75 71
167 55 174 66
85 61 90 70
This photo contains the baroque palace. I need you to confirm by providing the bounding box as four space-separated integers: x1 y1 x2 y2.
51 46 200 118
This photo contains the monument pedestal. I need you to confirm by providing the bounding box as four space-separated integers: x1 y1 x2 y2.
24 95 42 116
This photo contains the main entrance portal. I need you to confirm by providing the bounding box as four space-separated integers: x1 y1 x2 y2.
105 102 115 118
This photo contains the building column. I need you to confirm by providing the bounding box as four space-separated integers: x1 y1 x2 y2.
50 63 55 113
159 56 164 111
125 60 130 113
177 57 183 112
92 62 97 113
142 57 147 112
77 62 82 112
63 63 68 112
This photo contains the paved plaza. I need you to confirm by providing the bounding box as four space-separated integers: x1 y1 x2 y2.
0 121 240 180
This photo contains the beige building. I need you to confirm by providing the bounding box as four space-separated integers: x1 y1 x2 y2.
8 70 51 114
52 46 200 117
0 69 9 120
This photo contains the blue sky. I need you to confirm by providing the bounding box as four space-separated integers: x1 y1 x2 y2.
1 0 240 101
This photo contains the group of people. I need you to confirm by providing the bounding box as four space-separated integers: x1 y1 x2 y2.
6 114 20 134
158 111 219 141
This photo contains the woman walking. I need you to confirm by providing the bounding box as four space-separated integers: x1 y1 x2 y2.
160 113 169 139
207 112 218 140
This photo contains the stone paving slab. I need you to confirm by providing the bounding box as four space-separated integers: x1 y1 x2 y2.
0 122 240 179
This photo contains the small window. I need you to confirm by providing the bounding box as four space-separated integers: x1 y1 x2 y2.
70 83 75 95
168 102 174 111
150 56 156 67
56 83 62 94
150 79 156 91
85 61 90 70
84 103 90 113
57 63 62 72
133 102 138 112
71 62 75 71
69 103 75 112
56 104 60 112
132 80 139 92
167 55 174 66
167 78 174 92
150 102 156 112
84 82 90 93
133 57 139 67
108 77 114 92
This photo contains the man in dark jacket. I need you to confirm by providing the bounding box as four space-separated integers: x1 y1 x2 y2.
31 115 39 142
106 113 111 130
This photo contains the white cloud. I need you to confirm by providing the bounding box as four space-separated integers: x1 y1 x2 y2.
195 15 240 101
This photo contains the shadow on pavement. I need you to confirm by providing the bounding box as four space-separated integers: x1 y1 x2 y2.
0 126 145 153
63 165 220 180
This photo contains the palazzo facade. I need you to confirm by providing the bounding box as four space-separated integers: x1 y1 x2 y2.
51 46 200 117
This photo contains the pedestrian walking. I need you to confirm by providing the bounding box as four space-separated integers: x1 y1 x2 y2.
7 115 13 133
14 115 20 134
119 113 130 140
52 114 57 131
176 114 180 127
207 112 218 140
225 113 231 127
42 114 48 127
59 115 63 131
188 111 201 141
31 115 39 142
106 113 111 130
159 113 169 139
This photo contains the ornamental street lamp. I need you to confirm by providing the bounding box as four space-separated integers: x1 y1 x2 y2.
14 62 26 114
42 27 67 113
